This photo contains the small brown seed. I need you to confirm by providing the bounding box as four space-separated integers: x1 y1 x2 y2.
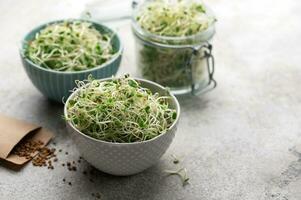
95 193 101 199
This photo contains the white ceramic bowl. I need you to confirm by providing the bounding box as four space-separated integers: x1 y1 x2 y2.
64 78 180 176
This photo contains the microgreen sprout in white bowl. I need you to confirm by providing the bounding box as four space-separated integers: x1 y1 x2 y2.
66 74 177 143
64 75 180 175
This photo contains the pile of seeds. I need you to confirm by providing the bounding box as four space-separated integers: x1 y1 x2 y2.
66 161 77 171
12 139 102 199
12 139 57 169
12 140 44 160
32 146 56 169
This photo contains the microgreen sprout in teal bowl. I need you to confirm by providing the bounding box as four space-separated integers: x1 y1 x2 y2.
20 19 123 102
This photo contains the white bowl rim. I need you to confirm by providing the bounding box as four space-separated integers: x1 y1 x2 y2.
64 77 180 145
19 18 123 75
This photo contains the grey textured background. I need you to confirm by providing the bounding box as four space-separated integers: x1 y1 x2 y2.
0 0 301 199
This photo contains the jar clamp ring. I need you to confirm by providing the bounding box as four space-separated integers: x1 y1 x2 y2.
188 42 217 95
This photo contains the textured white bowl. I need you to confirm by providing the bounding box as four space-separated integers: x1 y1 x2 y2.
64 78 180 176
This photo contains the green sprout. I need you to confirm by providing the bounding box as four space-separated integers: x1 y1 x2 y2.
137 45 202 88
134 0 216 89
25 21 115 71
65 75 177 143
165 167 189 186
136 0 215 37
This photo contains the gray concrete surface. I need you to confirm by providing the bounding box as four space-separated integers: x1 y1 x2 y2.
0 0 301 199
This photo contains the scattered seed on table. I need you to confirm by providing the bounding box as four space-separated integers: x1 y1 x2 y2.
95 193 101 199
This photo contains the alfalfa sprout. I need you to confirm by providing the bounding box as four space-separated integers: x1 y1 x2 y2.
25 20 115 71
135 0 216 37
65 75 177 143
133 0 216 90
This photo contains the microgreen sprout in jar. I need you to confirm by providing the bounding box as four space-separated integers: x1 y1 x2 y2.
132 0 217 94
25 20 116 72
136 0 216 37
65 75 177 143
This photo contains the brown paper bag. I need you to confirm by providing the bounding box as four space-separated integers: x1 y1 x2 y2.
0 114 53 167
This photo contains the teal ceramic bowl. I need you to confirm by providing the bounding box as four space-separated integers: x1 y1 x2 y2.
20 19 123 102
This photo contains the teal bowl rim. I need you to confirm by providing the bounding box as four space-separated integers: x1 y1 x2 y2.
64 77 181 146
19 19 123 75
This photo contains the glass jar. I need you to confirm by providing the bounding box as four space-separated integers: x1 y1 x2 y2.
131 0 217 95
